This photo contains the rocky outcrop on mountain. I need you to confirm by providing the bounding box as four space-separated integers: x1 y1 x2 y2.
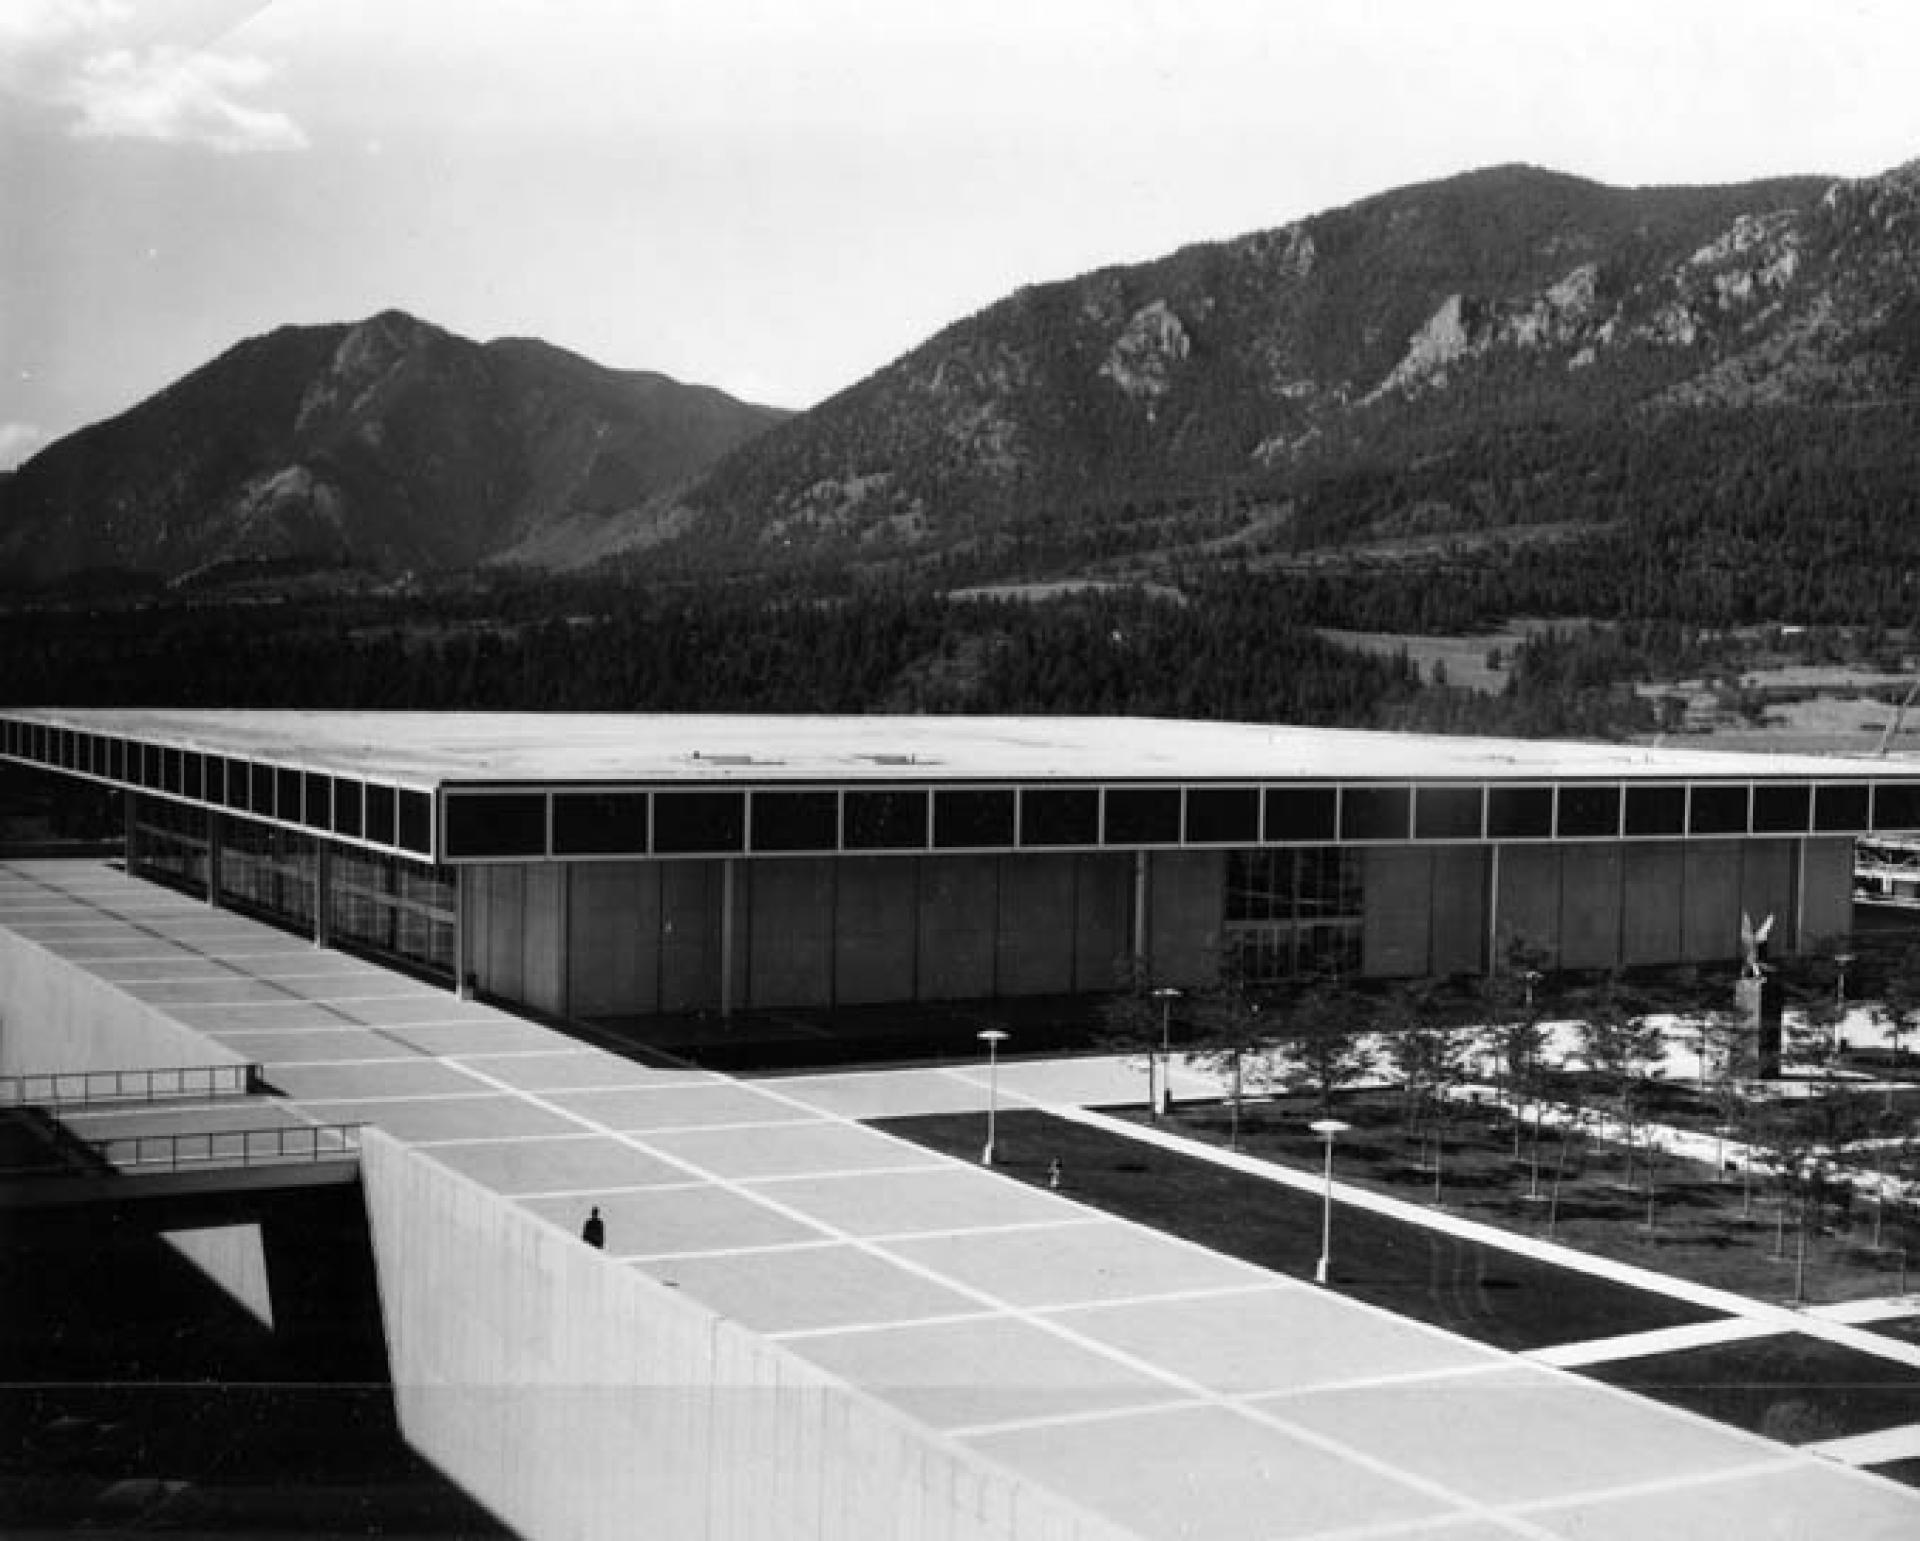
671 160 1918 573
0 312 785 585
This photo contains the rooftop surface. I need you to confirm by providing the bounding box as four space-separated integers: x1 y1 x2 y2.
6 708 1913 788
5 857 1918 1540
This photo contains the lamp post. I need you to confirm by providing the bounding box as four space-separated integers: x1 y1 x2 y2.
978 1029 1009 1165
1152 987 1181 1118
1310 1118 1350 1285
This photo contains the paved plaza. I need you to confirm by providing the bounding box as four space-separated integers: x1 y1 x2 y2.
4 856 1919 1539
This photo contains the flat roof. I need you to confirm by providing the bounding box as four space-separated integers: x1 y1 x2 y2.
3 708 1909 788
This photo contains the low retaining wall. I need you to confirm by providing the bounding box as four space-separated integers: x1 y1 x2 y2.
359 1131 1129 1541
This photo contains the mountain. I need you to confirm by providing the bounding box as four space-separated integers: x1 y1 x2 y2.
0 311 787 586
664 160 1920 581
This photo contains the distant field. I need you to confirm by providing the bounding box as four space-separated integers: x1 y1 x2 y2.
1317 621 1575 694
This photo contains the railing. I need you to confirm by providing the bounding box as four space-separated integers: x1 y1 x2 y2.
0 1064 263 1108
88 1122 364 1173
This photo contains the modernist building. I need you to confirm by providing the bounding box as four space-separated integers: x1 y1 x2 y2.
3 709 1913 1024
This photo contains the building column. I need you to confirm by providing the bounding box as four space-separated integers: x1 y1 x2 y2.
312 842 332 950
719 858 736 1020
1132 849 1151 975
206 814 223 908
122 793 137 876
1485 843 1501 970
453 868 472 998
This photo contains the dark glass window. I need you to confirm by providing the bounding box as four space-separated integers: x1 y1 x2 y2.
1814 783 1869 833
182 752 203 801
751 791 838 852
1020 788 1099 846
444 793 547 859
934 789 1015 849
333 778 364 838
250 762 274 818
1341 786 1410 841
1557 785 1620 838
365 783 397 846
654 790 746 853
1414 786 1482 840
1265 787 1337 843
1185 787 1260 845
304 772 333 830
161 748 182 795
1689 784 1749 835
553 792 649 855
1874 783 1920 831
203 756 225 806
1486 787 1553 839
275 768 302 823
1625 785 1686 837
142 743 161 789
844 789 927 850
1751 783 1810 834
109 738 127 782
1104 788 1181 845
225 758 250 811
398 789 433 855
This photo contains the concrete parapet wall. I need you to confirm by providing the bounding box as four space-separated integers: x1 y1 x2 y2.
358 1130 1131 1541
0 924 250 1080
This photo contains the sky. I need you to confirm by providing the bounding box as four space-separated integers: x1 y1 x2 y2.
2 0 1917 470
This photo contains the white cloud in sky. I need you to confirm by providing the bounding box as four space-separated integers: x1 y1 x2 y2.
60 44 307 152
2 0 306 153
0 423 49 470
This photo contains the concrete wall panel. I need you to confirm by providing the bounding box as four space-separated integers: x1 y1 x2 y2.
481 866 525 1002
1146 851 1224 987
1682 843 1744 965
743 860 834 1009
995 856 1076 997
1800 838 1856 952
1621 844 1684 967
1429 847 1489 977
1073 856 1130 992
1362 847 1433 977
659 861 723 1013
834 857 917 1005
1738 840 1798 956
358 1131 1126 1541
1559 845 1623 971
567 864 658 1017
1492 845 1562 966
522 865 568 1017
917 856 999 1001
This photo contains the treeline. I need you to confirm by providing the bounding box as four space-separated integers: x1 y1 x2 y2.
0 577 1656 739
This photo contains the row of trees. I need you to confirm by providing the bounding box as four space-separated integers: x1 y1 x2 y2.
1098 941 1919 1274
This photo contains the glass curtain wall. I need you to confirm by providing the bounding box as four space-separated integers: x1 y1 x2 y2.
1224 847 1363 981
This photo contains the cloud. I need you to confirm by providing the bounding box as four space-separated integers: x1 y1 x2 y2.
0 423 50 470
60 44 308 152
2 2 307 154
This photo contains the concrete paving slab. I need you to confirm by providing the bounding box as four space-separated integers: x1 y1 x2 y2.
1257 1364 1775 1510
883 1216 1270 1308
294 1094 578 1143
60 1101 314 1140
211 1027 424 1064
1523 1456 1913 1541
519 1183 829 1257
642 1118 948 1182
546 1081 819 1132
745 1067 994 1120
425 1135 693 1195
121 976 324 1006
1044 1284 1496 1397
332 995 517 1026
451 1050 685 1093
170 1000 360 1033
966 1402 1450 1541
385 1020 585 1056
80 954 253 983
273 977 452 1003
742 1163 1087 1240
267 1059 493 1101
784 1314 1187 1433
633 1242 988 1336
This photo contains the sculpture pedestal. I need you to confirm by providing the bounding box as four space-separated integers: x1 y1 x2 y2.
1731 975 1783 1080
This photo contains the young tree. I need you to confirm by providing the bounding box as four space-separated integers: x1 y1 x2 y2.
1095 954 1168 1116
1381 979 1470 1204
1270 973 1375 1117
1184 970 1281 1151
1573 974 1666 1194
